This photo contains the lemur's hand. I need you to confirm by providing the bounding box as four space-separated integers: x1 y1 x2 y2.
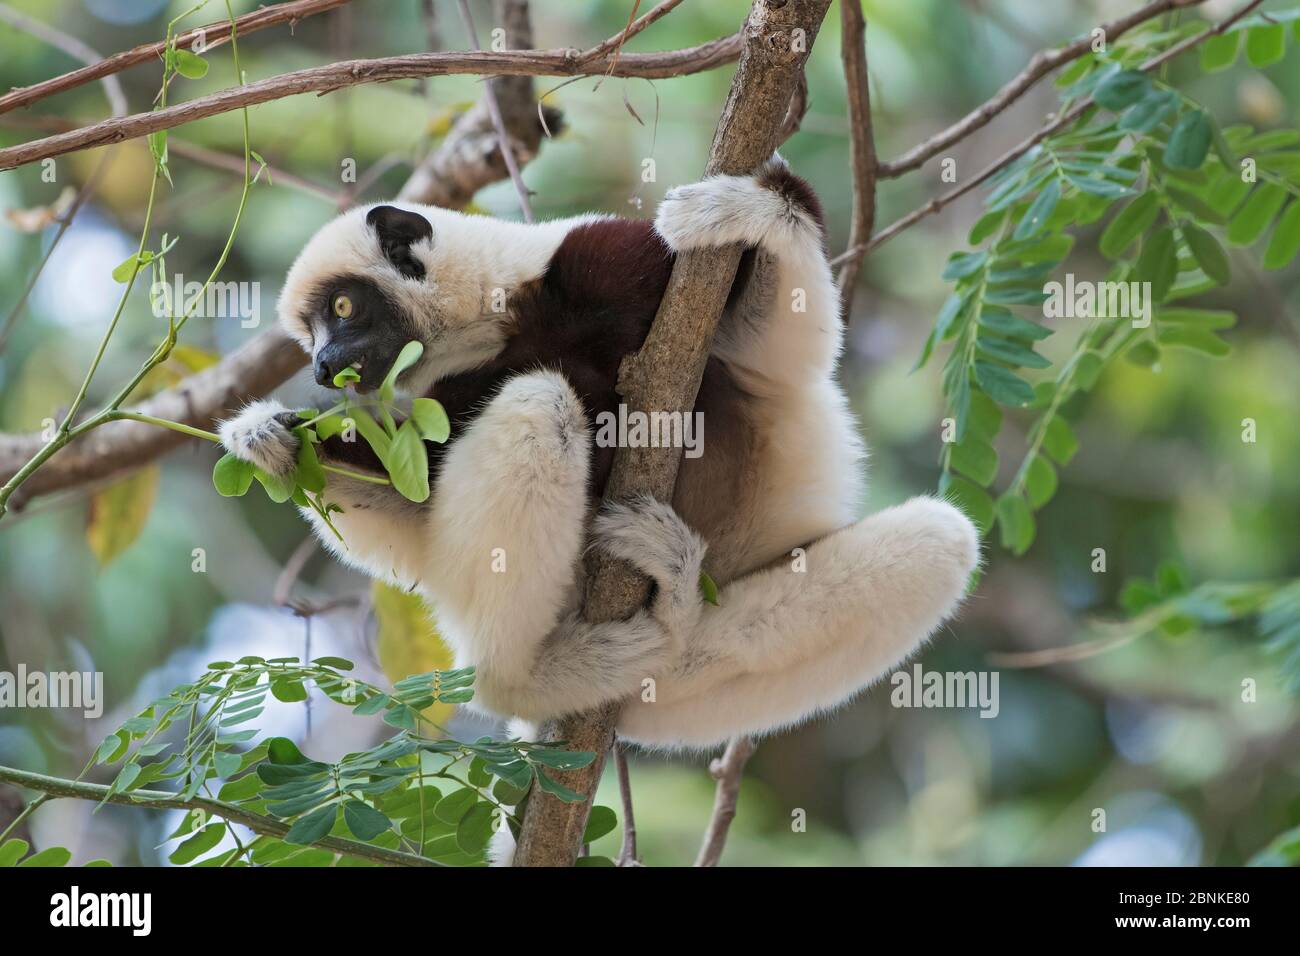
592 495 708 649
218 400 301 478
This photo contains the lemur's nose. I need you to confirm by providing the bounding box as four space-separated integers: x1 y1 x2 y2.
314 356 336 387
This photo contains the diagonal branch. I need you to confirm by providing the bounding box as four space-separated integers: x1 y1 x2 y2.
0 33 744 172
861 0 1266 255
0 0 351 117
510 0 832 868
694 735 756 866
834 0 876 312
0 763 440 867
875 0 1209 179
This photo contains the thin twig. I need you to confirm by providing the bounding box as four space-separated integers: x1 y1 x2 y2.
578 0 686 66
694 736 756 867
0 0 350 116
876 0 1209 179
0 33 745 171
455 0 533 222
614 742 641 866
862 0 1266 254
0 763 441 867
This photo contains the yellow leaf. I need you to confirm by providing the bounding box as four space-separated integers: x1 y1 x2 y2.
371 581 456 729
168 344 220 373
86 467 159 567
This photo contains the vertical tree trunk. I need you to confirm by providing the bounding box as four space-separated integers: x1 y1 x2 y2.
512 0 833 867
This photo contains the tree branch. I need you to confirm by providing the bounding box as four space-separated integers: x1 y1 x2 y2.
694 735 756 866
0 0 352 117
861 0 1266 254
0 763 441 867
875 0 1209 179
510 0 832 868
834 0 876 312
614 742 640 866
0 32 743 172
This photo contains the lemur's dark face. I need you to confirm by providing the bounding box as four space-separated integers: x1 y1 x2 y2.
308 275 412 389
290 205 435 391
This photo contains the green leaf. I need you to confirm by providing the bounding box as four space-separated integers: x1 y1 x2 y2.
976 336 1051 369
1120 578 1161 613
292 431 326 494
942 251 987 281
1071 350 1106 390
1013 179 1060 241
978 307 1052 342
253 467 295 504
343 800 393 841
1136 227 1178 302
1158 307 1236 330
386 420 431 502
111 254 144 283
95 731 130 765
535 770 586 804
583 805 618 844
332 366 361 388
939 473 994 535
1024 455 1058 509
1042 415 1078 467
1165 111 1213 170
380 340 426 403
410 398 451 443
217 774 263 802
212 453 255 497
0 840 29 867
1180 224 1231 285
455 802 495 855
1100 193 1160 259
1200 31 1240 72
267 736 311 764
1227 182 1287 246
974 362 1034 407
1126 340 1161 368
699 569 720 607
271 678 308 703
1156 559 1189 596
966 391 1003 441
950 437 998 487
995 494 1035 555
1157 326 1231 357
283 804 339 846
173 48 209 79
1263 200 1300 269
1118 89 1178 133
169 823 226 865
1094 69 1150 111
1245 23 1287 68
17 846 71 868
433 788 477 825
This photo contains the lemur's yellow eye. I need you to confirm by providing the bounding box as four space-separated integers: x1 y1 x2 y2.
333 293 353 319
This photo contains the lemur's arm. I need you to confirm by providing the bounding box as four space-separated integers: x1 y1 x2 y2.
219 371 707 722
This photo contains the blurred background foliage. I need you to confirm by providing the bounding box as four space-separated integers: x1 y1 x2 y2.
0 0 1298 866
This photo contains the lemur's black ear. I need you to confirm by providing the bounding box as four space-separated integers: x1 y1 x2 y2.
366 205 433 280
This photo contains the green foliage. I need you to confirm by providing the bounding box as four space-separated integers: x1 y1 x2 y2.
920 18 1300 555
1115 564 1300 690
211 341 451 538
90 656 610 866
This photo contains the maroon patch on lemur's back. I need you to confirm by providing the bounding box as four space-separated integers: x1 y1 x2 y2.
424 218 676 494
757 164 827 242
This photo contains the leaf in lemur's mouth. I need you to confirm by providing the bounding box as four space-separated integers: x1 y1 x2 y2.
332 365 362 388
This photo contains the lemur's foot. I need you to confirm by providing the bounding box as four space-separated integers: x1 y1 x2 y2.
654 155 822 253
218 400 301 477
592 495 708 636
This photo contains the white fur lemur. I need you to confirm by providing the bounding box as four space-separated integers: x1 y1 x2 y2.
219 157 979 749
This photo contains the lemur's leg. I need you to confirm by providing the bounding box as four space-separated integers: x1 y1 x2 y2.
616 497 980 749
423 371 707 723
653 156 839 386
